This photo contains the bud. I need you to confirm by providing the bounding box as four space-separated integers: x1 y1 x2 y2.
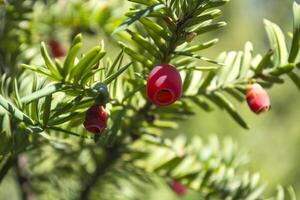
246 83 271 114
185 32 197 43
163 16 177 30
170 181 187 196
83 106 108 134
146 64 182 106
49 39 65 58
93 83 110 105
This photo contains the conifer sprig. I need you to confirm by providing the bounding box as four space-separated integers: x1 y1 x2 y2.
0 0 299 199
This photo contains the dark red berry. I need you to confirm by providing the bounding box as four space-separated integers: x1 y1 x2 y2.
146 64 182 106
49 39 65 58
170 181 187 196
246 83 271 114
83 106 108 134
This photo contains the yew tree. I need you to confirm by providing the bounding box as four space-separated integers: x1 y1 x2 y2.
0 0 300 199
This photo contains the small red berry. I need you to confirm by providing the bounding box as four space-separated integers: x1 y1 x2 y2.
246 83 271 114
146 64 182 106
170 181 187 196
49 39 65 58
83 106 108 134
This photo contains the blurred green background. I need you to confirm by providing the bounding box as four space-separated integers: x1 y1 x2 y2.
0 0 299 199
177 0 300 198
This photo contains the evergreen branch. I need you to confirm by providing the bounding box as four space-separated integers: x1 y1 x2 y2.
289 2 300 62
46 126 93 139
63 34 83 76
0 1 299 199
0 0 36 73
173 51 223 65
20 83 66 104
40 42 63 80
103 62 133 85
128 135 296 200
112 0 230 139
182 5 300 127
112 3 165 34
0 94 35 125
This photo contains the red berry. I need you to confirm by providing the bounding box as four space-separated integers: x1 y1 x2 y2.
83 106 108 134
49 39 65 58
146 64 182 106
170 181 187 196
246 83 271 114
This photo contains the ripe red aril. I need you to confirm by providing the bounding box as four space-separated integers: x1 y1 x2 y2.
246 83 271 114
146 64 182 106
170 181 187 196
49 39 65 58
83 105 108 134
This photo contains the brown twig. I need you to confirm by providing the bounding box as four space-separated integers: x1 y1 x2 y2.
14 154 35 200
0 156 15 183
79 147 121 200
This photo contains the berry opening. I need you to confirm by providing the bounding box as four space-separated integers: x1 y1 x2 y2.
88 126 101 133
257 105 271 114
155 89 175 105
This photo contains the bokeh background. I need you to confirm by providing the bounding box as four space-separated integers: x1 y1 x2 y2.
0 0 299 199
178 0 300 198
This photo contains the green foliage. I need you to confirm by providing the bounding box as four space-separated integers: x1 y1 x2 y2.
0 0 38 72
0 0 299 199
129 135 296 200
112 0 300 131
